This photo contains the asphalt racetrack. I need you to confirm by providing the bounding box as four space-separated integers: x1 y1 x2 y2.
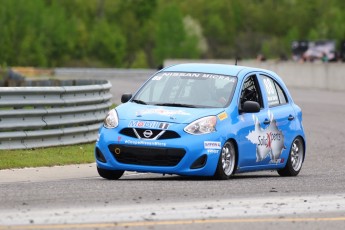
1 82 345 229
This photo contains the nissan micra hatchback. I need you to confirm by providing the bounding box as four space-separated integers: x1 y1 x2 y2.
95 63 306 180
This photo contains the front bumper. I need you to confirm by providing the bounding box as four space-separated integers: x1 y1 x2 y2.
95 126 223 177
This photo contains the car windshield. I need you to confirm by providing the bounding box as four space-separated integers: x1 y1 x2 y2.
133 72 237 108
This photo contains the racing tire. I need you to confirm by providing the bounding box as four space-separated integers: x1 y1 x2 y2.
214 141 236 180
278 137 304 177
97 167 124 180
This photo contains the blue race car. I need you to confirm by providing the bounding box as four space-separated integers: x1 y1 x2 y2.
95 63 306 180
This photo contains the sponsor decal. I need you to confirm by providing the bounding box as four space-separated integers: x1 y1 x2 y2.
159 123 170 129
136 109 190 117
246 112 286 162
218 112 228 121
161 72 201 78
128 120 170 129
152 75 163 81
269 158 285 164
262 77 280 106
160 72 236 82
204 141 222 149
207 149 219 154
124 140 167 147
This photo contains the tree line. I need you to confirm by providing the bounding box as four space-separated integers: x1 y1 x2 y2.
1 0 345 68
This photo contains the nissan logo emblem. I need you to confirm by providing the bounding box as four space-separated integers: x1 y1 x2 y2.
143 130 153 138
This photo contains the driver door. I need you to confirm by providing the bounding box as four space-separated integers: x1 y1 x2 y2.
236 74 272 168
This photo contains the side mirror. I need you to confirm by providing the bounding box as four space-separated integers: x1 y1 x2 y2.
242 101 260 113
121 93 132 103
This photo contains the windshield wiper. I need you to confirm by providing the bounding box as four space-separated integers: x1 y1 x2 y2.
132 99 147 105
155 103 197 108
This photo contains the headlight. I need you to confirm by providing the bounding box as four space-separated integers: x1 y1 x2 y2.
103 109 119 128
184 116 217 135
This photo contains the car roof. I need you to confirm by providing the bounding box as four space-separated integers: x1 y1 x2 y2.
162 63 268 77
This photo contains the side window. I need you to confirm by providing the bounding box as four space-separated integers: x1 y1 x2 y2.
260 75 288 107
240 75 263 109
275 81 288 104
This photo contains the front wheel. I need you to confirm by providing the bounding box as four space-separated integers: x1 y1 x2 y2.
97 167 124 180
278 137 304 177
214 141 236 180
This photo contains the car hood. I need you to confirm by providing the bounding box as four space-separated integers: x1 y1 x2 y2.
116 102 225 124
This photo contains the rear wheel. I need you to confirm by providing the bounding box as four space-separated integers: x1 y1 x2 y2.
278 137 304 176
97 167 124 180
214 141 236 180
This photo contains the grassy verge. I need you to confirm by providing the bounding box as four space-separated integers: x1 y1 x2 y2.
0 143 95 170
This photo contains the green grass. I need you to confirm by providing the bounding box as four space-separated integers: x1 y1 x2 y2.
0 143 95 170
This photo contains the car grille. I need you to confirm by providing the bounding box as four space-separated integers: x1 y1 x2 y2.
119 128 180 140
109 144 186 167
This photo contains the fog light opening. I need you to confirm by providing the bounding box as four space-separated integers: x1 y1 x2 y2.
96 147 107 163
190 154 207 169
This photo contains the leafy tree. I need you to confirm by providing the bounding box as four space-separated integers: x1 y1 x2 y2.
112 0 157 67
1 0 345 67
88 19 126 66
154 3 201 66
